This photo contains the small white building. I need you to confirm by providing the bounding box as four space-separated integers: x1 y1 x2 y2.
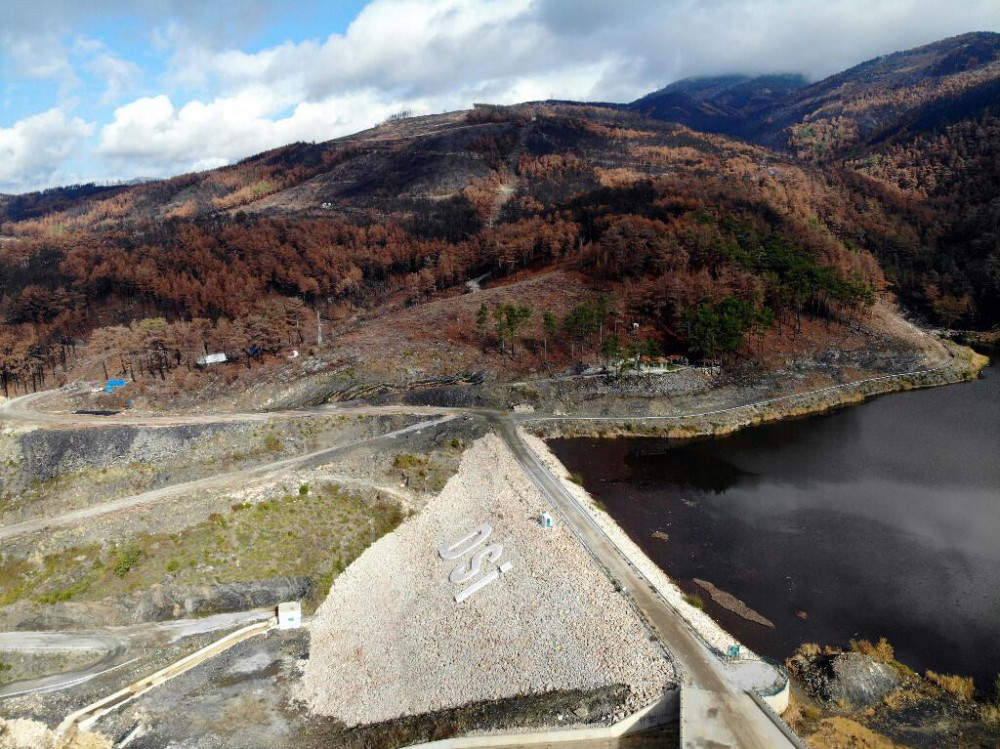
197 352 227 366
540 512 554 529
277 601 302 630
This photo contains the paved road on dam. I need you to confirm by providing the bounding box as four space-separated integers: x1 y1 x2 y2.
491 415 799 749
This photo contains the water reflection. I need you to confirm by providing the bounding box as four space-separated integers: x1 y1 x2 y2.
551 356 1000 685
625 445 757 494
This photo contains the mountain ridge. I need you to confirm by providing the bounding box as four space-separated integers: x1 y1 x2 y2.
1 32 998 401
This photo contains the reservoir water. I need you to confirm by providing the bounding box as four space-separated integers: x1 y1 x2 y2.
550 356 1000 686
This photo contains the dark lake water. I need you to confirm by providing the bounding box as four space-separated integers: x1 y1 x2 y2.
550 356 1000 687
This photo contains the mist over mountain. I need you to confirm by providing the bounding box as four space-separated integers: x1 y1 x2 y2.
628 32 1000 326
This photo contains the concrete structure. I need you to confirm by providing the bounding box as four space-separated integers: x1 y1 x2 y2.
277 601 302 630
498 419 803 748
196 352 227 366
540 512 554 528
406 687 679 748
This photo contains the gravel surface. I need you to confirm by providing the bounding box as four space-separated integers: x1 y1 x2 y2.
297 434 672 727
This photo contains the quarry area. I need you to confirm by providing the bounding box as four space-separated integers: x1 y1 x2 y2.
298 434 672 726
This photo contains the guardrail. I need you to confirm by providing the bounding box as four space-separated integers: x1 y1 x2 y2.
745 689 809 749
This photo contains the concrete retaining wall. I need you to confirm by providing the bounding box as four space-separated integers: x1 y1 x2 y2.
405 687 679 748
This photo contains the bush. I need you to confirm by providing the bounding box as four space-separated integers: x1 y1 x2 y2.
264 433 282 452
568 472 585 486
849 637 894 663
926 670 975 700
683 593 704 609
800 704 822 721
394 453 425 469
112 543 142 578
166 559 181 573
299 483 309 496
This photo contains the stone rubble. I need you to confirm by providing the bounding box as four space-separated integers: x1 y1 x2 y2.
297 434 673 726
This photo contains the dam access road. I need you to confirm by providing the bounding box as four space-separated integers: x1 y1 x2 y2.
4 383 889 747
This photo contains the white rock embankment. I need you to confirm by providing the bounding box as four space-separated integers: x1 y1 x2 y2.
519 429 754 659
297 434 673 726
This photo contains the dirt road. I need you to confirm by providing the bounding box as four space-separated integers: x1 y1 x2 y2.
0 609 272 699
0 414 456 542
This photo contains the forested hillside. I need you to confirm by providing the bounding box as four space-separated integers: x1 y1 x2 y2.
0 103 898 397
631 32 1000 329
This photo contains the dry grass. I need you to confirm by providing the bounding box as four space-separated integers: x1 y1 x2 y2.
803 717 909 749
925 670 975 701
594 167 647 188
337 269 595 381
850 637 895 663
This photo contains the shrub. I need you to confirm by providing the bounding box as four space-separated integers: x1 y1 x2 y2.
800 704 822 722
394 453 425 469
166 559 180 573
264 433 282 452
926 670 975 700
568 472 585 486
299 483 309 496
683 593 704 609
849 637 894 663
112 543 142 578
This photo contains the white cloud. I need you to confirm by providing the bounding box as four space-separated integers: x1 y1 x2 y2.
0 108 94 192
94 0 621 177
6 0 1000 187
95 89 409 177
74 36 143 105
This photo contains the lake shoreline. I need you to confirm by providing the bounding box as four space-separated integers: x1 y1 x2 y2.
528 340 988 442
544 345 1000 747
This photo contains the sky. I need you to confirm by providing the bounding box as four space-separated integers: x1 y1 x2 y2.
2 0 1000 194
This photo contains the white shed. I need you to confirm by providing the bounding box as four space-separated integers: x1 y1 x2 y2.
540 512 554 529
277 601 302 630
197 352 227 366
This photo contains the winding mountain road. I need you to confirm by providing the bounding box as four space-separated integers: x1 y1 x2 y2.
0 609 273 699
